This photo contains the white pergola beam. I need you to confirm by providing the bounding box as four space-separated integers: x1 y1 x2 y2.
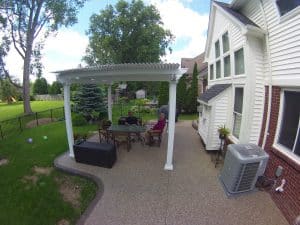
63 84 74 157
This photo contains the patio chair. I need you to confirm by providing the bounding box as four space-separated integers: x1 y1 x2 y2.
112 131 131 152
148 130 163 147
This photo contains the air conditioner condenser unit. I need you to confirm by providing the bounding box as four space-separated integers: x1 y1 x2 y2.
220 144 269 196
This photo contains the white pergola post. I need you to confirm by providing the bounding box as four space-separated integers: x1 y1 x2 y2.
108 84 112 121
63 84 74 157
164 80 177 170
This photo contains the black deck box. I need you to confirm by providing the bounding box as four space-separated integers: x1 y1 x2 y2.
73 141 116 168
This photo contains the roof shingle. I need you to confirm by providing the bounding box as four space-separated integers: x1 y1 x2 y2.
198 84 231 103
214 1 259 28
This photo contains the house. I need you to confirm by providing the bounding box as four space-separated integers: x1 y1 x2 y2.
198 0 300 224
181 53 208 95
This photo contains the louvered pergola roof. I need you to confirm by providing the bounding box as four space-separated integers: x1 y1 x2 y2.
55 63 186 84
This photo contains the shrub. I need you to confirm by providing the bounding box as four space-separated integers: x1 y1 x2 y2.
72 113 87 126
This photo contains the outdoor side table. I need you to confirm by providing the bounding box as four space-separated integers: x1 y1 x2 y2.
74 141 116 168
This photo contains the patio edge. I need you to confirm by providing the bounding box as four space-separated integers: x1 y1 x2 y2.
54 152 104 225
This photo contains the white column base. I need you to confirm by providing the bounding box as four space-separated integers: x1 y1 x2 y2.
69 152 74 158
164 163 173 170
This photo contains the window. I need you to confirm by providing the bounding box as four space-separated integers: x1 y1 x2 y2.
222 32 229 53
209 64 214 80
224 55 231 77
233 88 243 138
215 40 220 58
234 48 245 75
278 91 300 157
276 0 300 16
216 61 221 79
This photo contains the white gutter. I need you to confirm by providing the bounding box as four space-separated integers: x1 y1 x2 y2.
259 0 273 149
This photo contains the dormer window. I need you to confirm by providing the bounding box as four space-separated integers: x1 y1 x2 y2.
276 0 300 16
215 40 220 58
222 32 229 53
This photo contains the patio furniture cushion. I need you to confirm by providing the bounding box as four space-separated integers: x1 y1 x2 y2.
74 141 116 168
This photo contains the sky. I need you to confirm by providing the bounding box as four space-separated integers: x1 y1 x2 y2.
4 0 231 84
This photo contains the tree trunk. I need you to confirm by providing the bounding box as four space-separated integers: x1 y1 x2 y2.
23 40 33 114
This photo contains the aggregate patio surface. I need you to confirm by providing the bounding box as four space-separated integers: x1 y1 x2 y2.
55 121 288 225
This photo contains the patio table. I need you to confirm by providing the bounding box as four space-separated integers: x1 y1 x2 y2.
108 125 146 151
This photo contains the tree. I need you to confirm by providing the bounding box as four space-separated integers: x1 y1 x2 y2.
33 77 48 94
0 78 18 104
49 81 63 94
186 63 198 113
84 0 173 65
83 0 173 100
158 82 169 106
177 74 187 113
73 84 107 121
0 0 86 114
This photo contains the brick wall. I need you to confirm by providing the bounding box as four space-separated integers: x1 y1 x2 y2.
259 86 300 224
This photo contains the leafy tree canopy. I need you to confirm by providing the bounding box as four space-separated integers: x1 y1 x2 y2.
0 0 87 114
0 78 18 104
83 0 174 65
33 77 48 94
49 81 63 94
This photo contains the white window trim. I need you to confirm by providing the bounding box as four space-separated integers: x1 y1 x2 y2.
222 31 230 54
232 86 244 139
273 88 300 164
275 0 300 23
216 60 221 79
223 54 231 77
209 64 214 81
233 47 246 76
215 40 221 59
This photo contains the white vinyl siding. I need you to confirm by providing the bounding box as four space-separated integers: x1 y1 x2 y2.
258 0 300 85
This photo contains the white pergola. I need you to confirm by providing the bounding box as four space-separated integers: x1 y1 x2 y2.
55 63 187 170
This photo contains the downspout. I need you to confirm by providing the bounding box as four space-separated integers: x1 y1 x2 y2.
259 0 273 149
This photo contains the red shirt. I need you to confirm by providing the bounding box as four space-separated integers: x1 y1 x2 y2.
152 119 166 131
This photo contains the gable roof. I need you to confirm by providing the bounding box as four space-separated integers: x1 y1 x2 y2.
198 84 231 103
204 1 265 60
214 1 258 27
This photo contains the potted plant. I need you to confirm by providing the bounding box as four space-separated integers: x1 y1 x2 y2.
218 125 230 140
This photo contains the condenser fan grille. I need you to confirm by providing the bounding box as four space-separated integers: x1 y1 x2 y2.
234 162 260 192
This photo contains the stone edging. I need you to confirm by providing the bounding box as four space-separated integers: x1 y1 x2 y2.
54 152 104 225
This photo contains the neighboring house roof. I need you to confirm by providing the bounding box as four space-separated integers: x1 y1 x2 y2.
199 64 208 78
181 52 208 76
214 1 259 27
198 84 231 103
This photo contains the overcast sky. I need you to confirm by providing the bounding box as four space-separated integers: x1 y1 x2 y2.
4 0 231 84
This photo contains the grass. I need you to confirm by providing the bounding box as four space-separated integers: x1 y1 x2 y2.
0 101 64 121
0 122 97 225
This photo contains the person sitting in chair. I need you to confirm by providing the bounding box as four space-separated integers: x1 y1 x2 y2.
125 111 138 125
145 112 166 145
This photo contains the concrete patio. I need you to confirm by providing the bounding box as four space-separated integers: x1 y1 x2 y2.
55 121 288 225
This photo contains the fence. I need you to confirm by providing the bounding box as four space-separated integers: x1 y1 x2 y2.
0 107 65 140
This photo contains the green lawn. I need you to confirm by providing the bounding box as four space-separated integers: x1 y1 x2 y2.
0 101 64 121
0 122 97 225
